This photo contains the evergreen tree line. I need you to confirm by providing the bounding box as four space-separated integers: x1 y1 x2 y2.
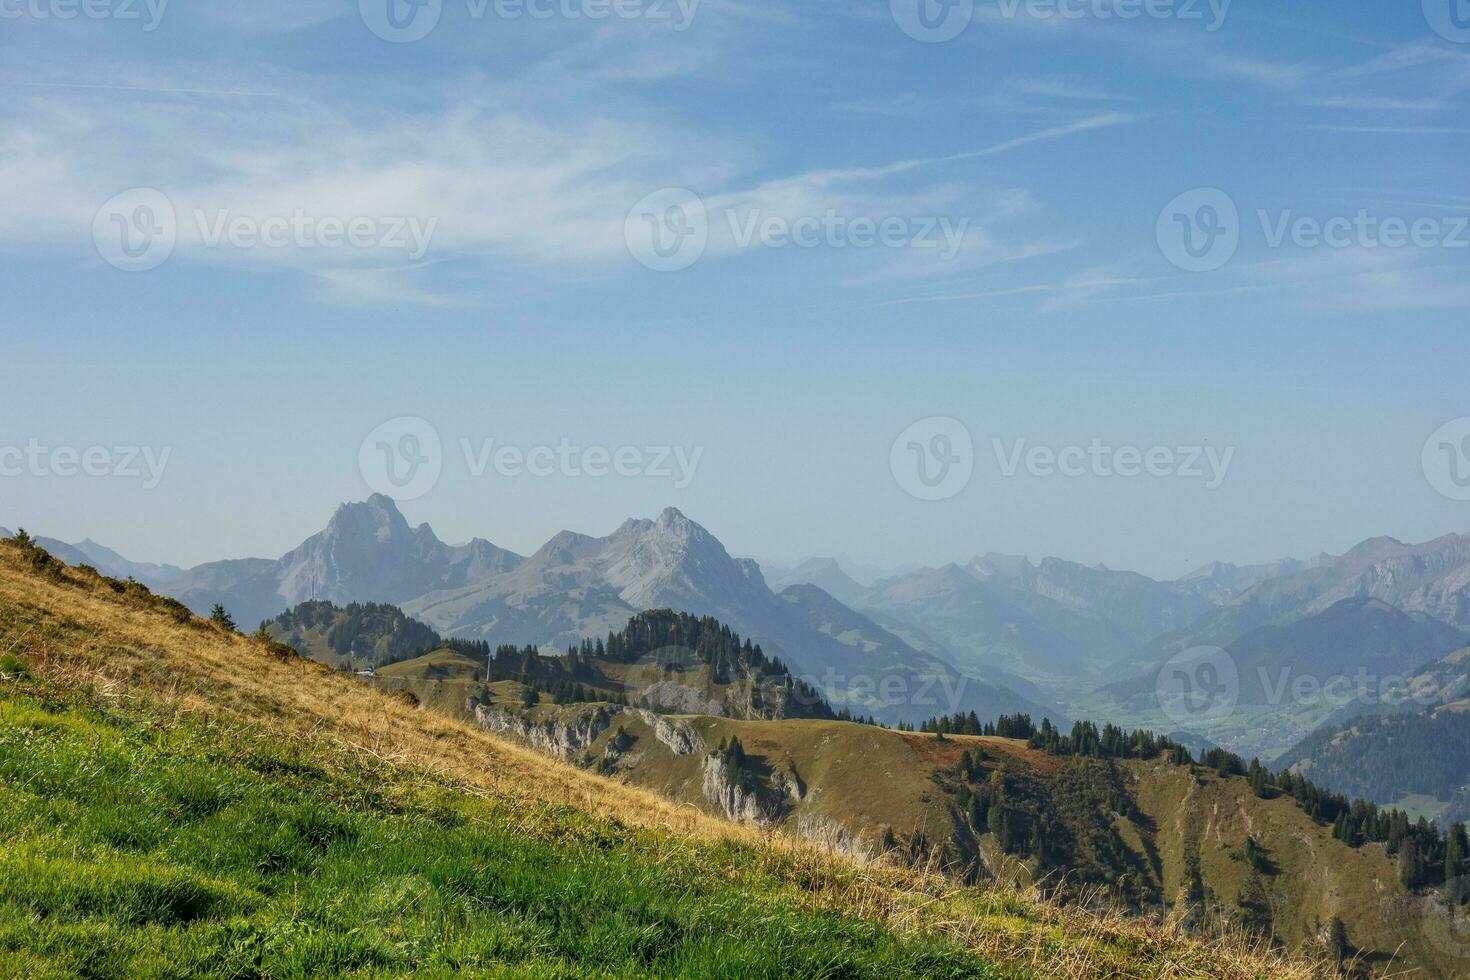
946 747 1153 901
483 610 837 718
911 709 1470 894
515 675 632 708
916 711 1047 741
270 600 443 664
1277 709 1470 806
591 610 792 685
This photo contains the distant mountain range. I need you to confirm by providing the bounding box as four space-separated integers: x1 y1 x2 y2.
766 549 1342 695
11 512 1470 743
1106 597 1469 705
1112 533 1470 684
1171 555 1336 606
764 557 867 607
7 498 1048 727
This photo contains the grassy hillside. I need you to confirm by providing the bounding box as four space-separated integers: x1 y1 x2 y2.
0 538 1328 978
477 687 1452 975
299 652 1442 973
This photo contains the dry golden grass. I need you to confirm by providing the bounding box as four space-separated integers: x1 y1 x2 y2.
0 545 1335 979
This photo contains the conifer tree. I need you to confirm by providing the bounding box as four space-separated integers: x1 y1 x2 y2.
209 604 238 632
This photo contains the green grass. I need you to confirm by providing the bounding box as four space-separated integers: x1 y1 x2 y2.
0 670 1004 979
1392 793 1451 824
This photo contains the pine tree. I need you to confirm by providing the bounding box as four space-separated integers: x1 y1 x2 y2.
1236 872 1272 934
1448 823 1469 881
1325 916 1349 963
1247 758 1269 797
209 604 238 632
1400 843 1424 890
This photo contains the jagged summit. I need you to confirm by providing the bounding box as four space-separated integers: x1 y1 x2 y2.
165 497 520 629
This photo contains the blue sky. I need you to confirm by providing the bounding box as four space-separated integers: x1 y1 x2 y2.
1 0 1468 578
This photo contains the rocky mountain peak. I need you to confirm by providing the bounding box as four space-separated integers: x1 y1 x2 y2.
1339 535 1412 565
324 494 415 542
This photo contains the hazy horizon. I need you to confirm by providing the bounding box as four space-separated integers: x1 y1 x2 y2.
5 489 1466 586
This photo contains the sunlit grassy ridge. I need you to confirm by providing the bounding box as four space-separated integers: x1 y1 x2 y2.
0 540 1325 979
0 692 1002 978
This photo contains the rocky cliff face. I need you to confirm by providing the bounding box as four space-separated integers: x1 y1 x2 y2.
636 682 723 717
469 700 615 761
635 710 705 756
1234 533 1470 630
701 753 781 826
793 813 872 862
